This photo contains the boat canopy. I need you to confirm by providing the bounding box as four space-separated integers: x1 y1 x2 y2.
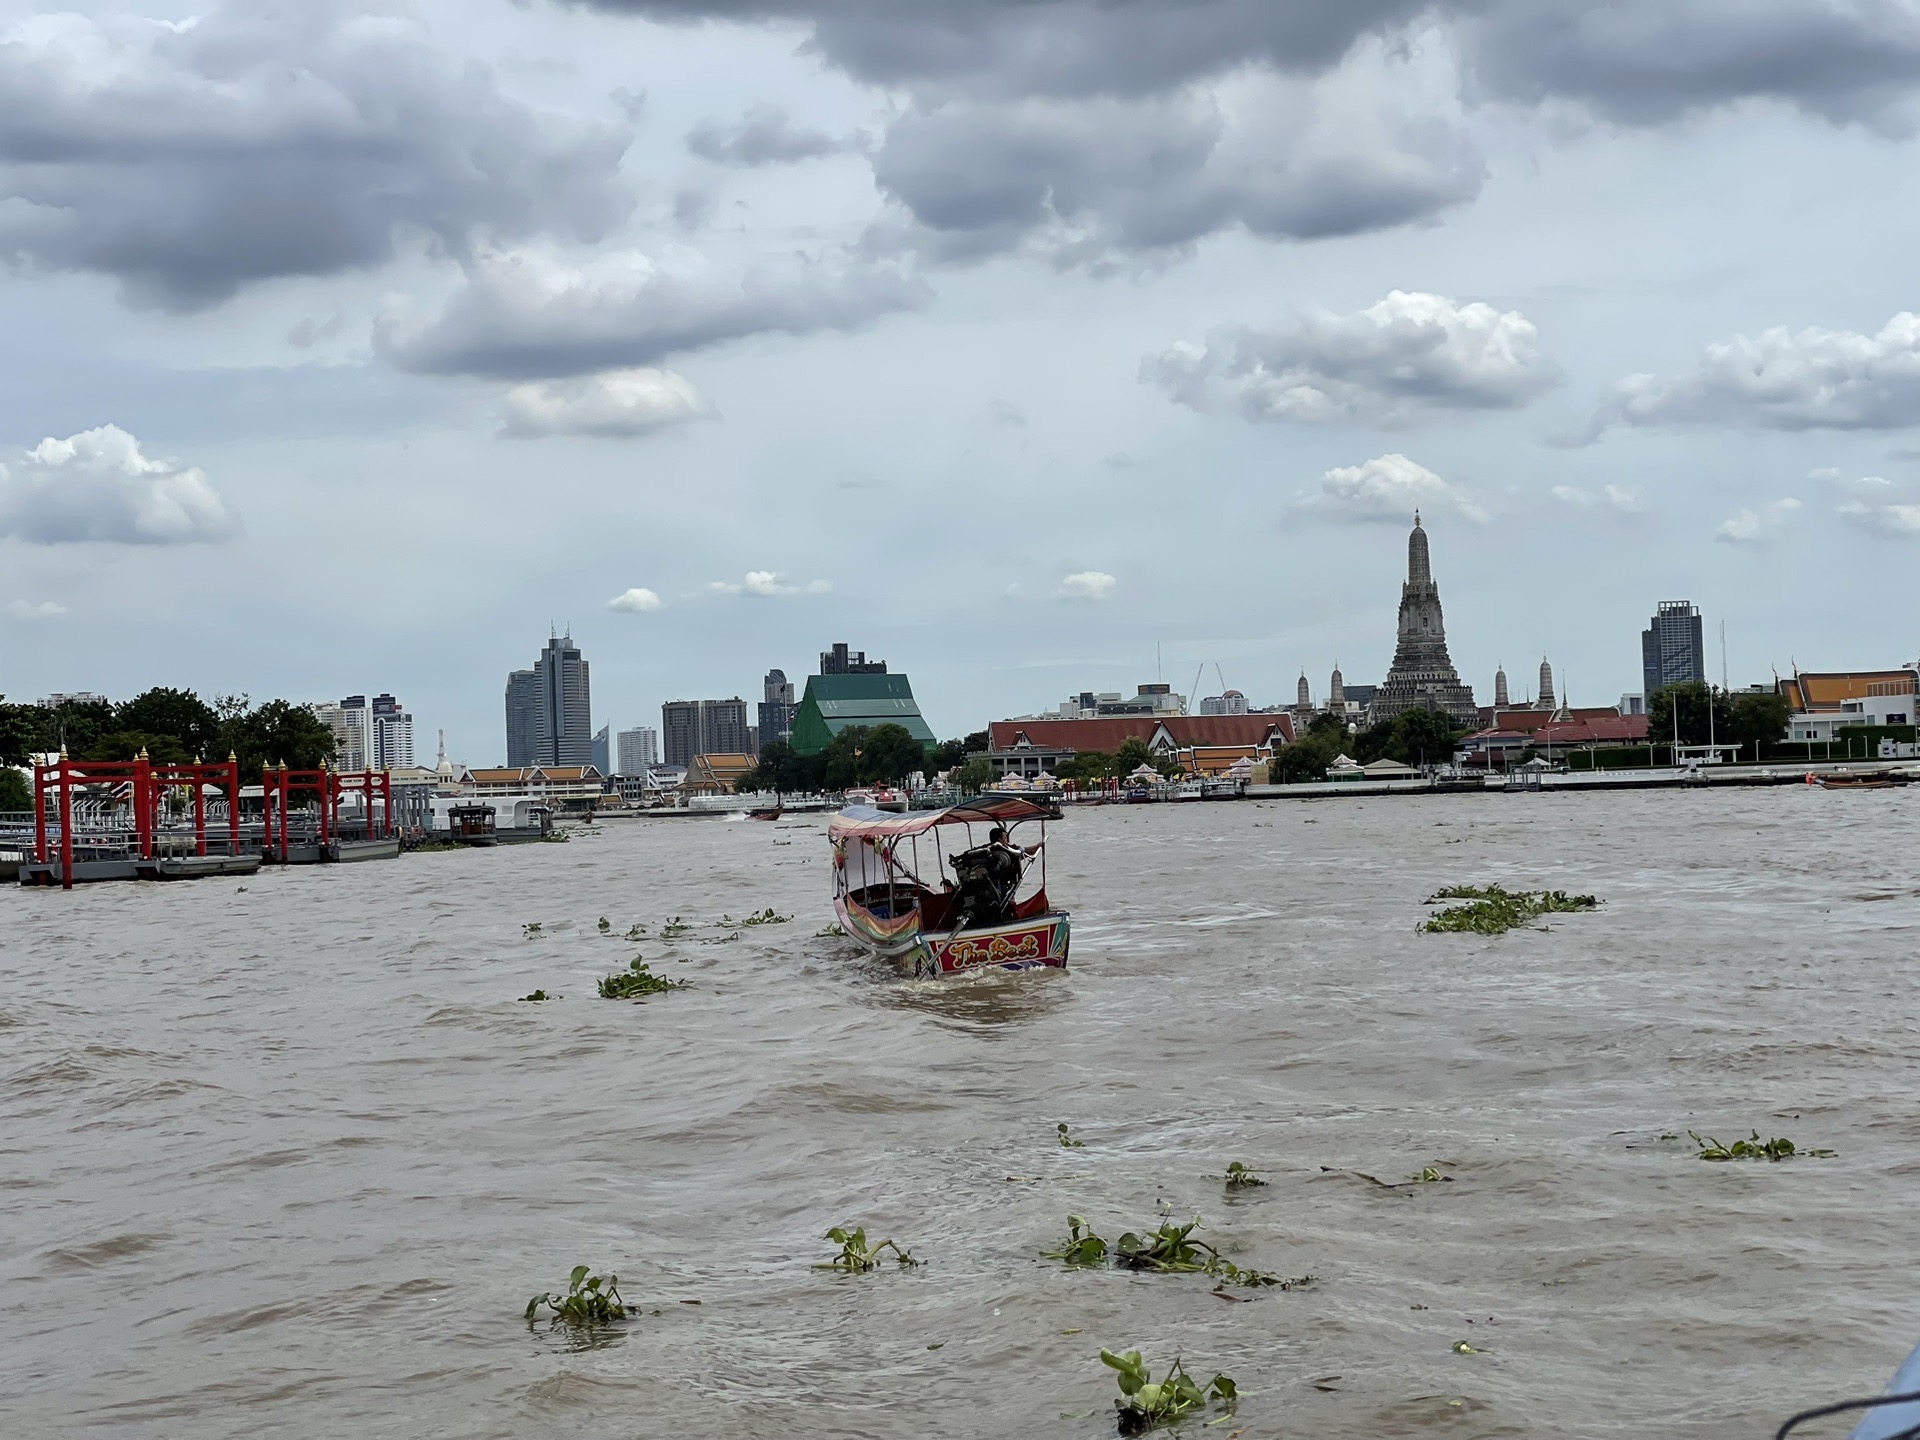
829 796 1052 842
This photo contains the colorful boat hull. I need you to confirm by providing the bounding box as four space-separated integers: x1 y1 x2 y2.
835 896 1069 979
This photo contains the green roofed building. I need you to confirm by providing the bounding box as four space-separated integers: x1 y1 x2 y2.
789 672 937 756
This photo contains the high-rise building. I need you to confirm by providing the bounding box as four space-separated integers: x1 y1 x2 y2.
1642 601 1706 697
660 698 751 766
617 726 659 775
820 642 887 675
505 668 539 767
759 668 797 746
371 693 413 769
532 633 592 767
591 724 610 775
1369 514 1479 728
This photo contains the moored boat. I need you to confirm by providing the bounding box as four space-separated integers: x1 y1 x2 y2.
829 797 1068 979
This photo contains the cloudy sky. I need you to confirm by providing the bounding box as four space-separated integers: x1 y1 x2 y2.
4 0 1920 758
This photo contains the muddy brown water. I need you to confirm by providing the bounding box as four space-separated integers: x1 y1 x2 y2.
4 792 1918 1438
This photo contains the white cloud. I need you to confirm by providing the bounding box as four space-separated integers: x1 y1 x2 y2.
1057 570 1117 600
686 104 854 166
1714 497 1802 545
707 571 833 598
1592 312 1920 436
1148 290 1557 424
606 587 663 612
500 369 706 437
1550 482 1643 512
1832 474 1920 536
6 599 65 620
0 425 240 545
1293 453 1488 524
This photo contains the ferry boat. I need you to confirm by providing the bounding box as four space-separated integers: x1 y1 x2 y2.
829 796 1068 979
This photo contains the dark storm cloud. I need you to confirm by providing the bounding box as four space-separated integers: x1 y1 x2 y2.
0 0 633 311
1464 0 1920 132
686 104 852 165
576 0 1430 96
375 248 931 379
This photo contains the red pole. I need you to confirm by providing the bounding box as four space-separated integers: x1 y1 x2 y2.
193 769 207 857
277 764 289 861
57 752 74 890
227 756 240 857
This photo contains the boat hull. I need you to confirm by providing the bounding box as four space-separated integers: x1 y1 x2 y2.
834 897 1070 979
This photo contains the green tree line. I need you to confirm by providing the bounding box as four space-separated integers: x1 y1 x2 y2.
0 688 339 810
1269 708 1463 783
1646 683 1789 758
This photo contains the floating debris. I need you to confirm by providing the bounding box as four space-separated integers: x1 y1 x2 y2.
661 917 695 940
1223 1161 1267 1188
1057 1122 1086 1149
1423 885 1599 935
523 922 543 938
517 989 552 1002
1452 1340 1487 1355
814 924 846 938
1689 1130 1833 1162
1100 1349 1237 1436
525 1266 634 1326
597 917 611 933
816 1225 918 1272
738 908 791 926
1044 1216 1286 1287
625 924 646 942
597 958 688 1000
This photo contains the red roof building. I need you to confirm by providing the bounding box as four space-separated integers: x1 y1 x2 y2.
986 714 1294 779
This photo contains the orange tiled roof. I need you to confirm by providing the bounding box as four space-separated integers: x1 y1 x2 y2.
1779 671 1918 711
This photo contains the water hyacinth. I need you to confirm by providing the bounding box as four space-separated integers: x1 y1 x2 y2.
1100 1349 1236 1435
525 1266 634 1326
1423 885 1599 935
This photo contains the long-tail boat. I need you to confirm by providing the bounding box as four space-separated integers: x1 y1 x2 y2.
828 797 1068 979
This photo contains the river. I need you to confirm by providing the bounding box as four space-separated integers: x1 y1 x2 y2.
3 790 1916 1438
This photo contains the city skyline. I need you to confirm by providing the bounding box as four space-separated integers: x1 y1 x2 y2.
5 2 1920 758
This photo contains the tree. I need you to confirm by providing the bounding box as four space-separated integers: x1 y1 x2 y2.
954 756 992 795
0 766 28 811
0 702 48 766
35 697 115 757
220 700 337 774
1385 708 1460 767
818 726 869 790
859 723 927 786
1647 682 1714 751
1726 692 1789 762
1055 750 1114 786
86 731 192 765
114 688 220 758
744 739 823 795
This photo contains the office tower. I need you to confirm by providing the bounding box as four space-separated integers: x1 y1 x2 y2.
820 642 887 675
661 698 751 765
371 693 413 769
505 669 538 767
532 633 592 767
591 724 610 775
759 668 797 746
617 726 659 774
1642 601 1706 697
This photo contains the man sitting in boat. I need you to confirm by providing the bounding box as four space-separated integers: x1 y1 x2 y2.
951 826 1042 930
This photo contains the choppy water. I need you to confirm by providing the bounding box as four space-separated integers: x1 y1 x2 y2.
4 791 1919 1438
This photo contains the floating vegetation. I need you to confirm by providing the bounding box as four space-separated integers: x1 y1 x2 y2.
816 1225 918 1272
525 1266 634 1326
1423 884 1599 935
1057 1122 1086 1149
1321 1163 1454 1191
1223 1161 1267 1188
539 831 570 844
523 922 544 937
518 989 552 1002
597 917 611 933
625 924 646 942
1408 1166 1453 1184
738 908 791 926
1045 1216 1280 1287
1452 1340 1488 1355
1100 1350 1237 1436
661 917 695 940
814 924 847 938
702 933 740 945
1689 1130 1833 1162
597 958 688 1000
